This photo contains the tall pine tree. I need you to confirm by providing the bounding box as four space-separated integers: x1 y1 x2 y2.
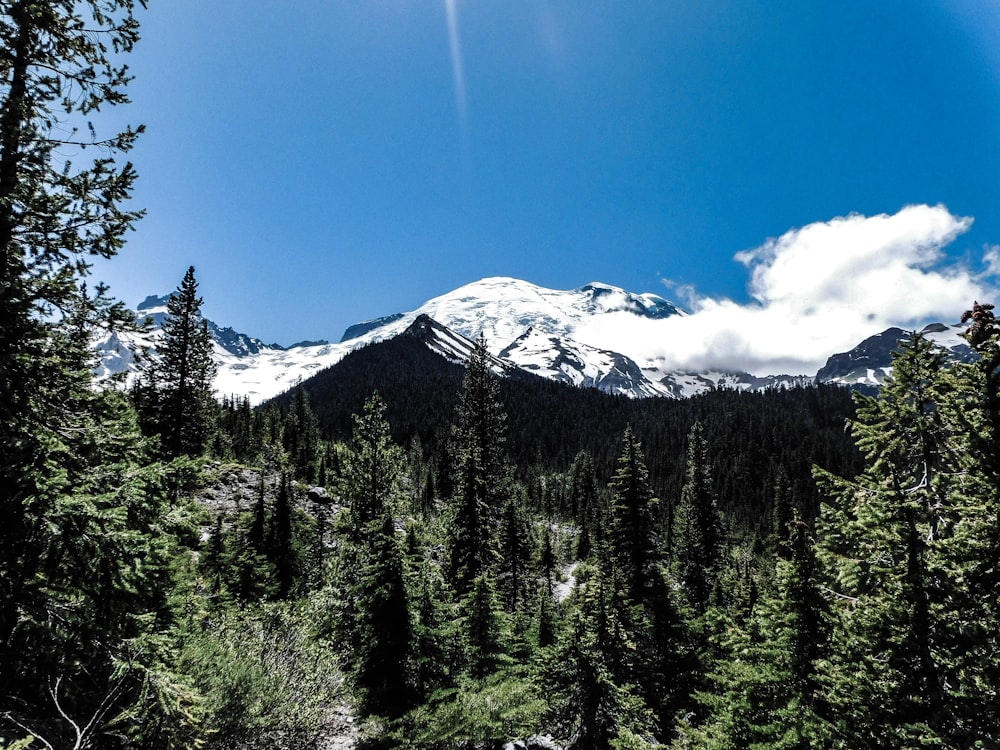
681 514 831 748
0 3 202 746
332 395 415 727
673 420 723 616
446 335 512 596
814 333 1000 747
608 425 660 602
137 266 217 458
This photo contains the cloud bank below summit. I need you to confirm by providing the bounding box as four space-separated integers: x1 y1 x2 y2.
580 205 999 376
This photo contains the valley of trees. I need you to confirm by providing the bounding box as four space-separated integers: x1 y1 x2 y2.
3 3 1000 749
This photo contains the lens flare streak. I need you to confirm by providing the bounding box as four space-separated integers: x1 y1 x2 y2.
445 0 470 158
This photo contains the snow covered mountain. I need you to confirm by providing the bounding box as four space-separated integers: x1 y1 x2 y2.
815 323 977 387
94 276 971 404
96 277 703 402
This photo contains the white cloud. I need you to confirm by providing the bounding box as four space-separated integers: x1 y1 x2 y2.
982 245 1000 278
580 205 999 375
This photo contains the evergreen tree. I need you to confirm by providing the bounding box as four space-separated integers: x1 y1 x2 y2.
446 335 512 596
0 3 202 745
411 565 460 697
340 393 404 532
330 396 402 655
546 567 654 749
609 425 660 601
283 385 320 482
673 421 723 616
814 333 999 747
946 340 1000 739
681 515 830 748
635 565 690 737
138 266 217 458
463 574 508 680
352 512 415 721
497 493 535 614
536 582 557 648
538 522 558 595
332 395 415 726
569 450 602 556
202 514 226 593
227 471 276 601
267 471 298 599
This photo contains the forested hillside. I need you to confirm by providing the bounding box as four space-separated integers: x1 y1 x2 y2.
267 332 862 536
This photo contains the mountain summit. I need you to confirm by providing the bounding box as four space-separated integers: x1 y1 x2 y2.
342 277 685 345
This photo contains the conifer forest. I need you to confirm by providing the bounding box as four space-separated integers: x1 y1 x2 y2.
2 3 1000 749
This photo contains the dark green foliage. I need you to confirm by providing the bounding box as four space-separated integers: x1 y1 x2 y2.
0 2 213 745
255 336 867 748
814 333 1000 748
352 513 414 720
537 522 557 594
569 450 604 556
330 396 415 724
680 516 830 748
497 493 535 614
135 266 217 458
536 583 557 648
672 421 723 616
635 565 691 735
341 393 404 529
275 336 861 537
410 565 460 698
608 425 660 601
546 566 655 749
216 395 262 462
283 386 322 482
0 399 201 747
223 473 277 602
268 472 298 599
446 336 512 595
194 323 1000 748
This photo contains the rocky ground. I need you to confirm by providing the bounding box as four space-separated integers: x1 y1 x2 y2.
315 703 357 750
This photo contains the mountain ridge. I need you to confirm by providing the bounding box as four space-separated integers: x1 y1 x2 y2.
94 276 974 403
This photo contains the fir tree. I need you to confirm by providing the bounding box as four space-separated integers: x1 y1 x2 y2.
609 425 660 602
340 393 404 532
267 471 298 599
138 266 217 458
283 385 320 482
814 333 999 747
538 521 558 595
497 493 535 614
352 512 415 721
673 421 723 616
569 450 601 523
227 471 276 601
446 335 512 596
463 574 508 680
0 3 202 745
330 396 403 660
546 567 654 749
411 565 459 697
569 450 603 556
333 395 415 725
536 582 557 648
681 515 830 748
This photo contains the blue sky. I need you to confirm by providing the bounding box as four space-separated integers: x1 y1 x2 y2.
93 1 1000 353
